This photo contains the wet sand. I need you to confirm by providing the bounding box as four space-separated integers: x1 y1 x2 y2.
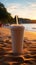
0 28 36 65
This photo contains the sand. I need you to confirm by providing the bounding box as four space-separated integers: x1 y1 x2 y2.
0 27 36 39
0 27 36 65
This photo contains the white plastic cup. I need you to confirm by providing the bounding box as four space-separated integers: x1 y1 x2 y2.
11 24 24 55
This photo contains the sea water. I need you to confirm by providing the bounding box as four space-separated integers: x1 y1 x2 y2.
4 24 36 32
23 24 36 32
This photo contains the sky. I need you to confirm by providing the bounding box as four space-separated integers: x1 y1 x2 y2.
0 0 36 20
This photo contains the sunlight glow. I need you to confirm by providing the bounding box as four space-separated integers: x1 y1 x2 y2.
7 3 36 20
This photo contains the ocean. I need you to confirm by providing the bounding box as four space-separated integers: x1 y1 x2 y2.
23 24 36 32
4 24 36 32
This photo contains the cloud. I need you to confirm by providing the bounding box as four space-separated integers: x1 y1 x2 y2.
3 0 8 3
31 3 36 7
7 3 36 19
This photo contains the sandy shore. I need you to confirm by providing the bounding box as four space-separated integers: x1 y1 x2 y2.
0 27 36 40
0 27 36 65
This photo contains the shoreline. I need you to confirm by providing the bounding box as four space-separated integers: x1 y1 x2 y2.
0 27 36 40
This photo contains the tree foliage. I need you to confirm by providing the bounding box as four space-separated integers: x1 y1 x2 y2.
0 2 14 24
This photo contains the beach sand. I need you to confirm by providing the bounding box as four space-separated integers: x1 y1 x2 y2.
0 27 36 65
